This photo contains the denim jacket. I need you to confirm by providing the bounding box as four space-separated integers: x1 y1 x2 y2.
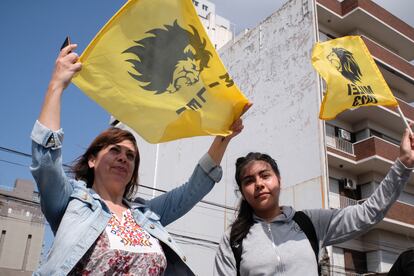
30 121 222 276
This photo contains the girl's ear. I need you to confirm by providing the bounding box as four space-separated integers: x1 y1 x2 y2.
240 189 246 200
236 188 245 200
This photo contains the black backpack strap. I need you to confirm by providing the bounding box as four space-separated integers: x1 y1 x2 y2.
231 240 243 276
293 211 321 275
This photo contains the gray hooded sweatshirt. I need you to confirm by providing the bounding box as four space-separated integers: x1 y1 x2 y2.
214 159 411 276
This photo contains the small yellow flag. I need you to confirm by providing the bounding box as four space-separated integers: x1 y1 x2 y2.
312 36 398 120
72 0 248 143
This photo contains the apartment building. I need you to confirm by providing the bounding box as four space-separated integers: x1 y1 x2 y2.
317 0 414 274
192 0 233 49
221 0 414 274
0 179 45 276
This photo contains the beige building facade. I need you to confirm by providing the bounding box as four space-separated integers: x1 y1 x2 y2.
0 179 45 276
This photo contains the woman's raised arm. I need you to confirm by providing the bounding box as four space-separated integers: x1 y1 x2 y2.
38 43 81 130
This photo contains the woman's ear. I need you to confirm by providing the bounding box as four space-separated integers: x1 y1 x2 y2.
88 157 96 169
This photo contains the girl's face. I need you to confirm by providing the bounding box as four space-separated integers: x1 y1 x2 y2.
240 160 281 220
88 139 137 191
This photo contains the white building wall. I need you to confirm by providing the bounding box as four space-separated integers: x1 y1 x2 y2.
219 0 323 210
124 0 322 274
332 246 345 272
367 250 397 273
119 0 323 274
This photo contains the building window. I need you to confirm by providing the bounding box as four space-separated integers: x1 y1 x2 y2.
0 230 5 262
343 248 367 274
22 234 32 271
202 4 208 11
192 0 199 6
370 129 399 145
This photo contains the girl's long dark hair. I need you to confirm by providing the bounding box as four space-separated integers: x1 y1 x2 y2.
230 152 280 244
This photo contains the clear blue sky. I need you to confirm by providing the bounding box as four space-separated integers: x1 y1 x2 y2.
0 0 412 262
0 1 128 188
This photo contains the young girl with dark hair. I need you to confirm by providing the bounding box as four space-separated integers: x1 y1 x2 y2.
214 136 414 275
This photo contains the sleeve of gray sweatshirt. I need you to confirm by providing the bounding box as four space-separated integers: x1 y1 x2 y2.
214 229 236 276
304 159 412 247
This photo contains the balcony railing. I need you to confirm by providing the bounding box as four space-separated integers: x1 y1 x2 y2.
327 133 401 164
329 193 360 209
326 264 374 276
326 135 354 155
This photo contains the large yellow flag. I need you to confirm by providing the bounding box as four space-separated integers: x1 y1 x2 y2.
72 0 248 143
312 36 398 120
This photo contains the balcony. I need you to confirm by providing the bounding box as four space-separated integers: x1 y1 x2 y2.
362 37 414 81
329 192 414 225
317 0 414 102
385 98 414 123
326 134 403 176
316 0 414 61
353 136 399 162
329 192 360 208
362 37 414 103
326 134 399 162
329 193 414 238
386 201 414 225
335 98 414 137
326 136 354 155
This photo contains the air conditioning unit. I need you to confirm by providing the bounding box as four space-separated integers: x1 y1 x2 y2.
338 129 351 141
342 178 356 190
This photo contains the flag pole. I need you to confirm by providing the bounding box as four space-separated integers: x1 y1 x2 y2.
397 105 413 135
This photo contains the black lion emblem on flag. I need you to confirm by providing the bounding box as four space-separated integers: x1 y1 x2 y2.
327 47 362 84
123 20 212 94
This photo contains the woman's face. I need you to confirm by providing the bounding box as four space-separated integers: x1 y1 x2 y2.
240 160 281 220
88 139 137 191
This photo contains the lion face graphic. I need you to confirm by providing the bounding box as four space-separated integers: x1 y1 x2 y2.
123 21 212 94
327 47 362 84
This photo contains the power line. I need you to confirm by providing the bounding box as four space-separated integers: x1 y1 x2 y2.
0 146 31 158
0 159 27 168
0 145 73 169
0 145 238 212
138 183 237 211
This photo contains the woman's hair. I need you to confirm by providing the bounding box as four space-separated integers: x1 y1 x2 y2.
230 152 280 244
71 127 140 200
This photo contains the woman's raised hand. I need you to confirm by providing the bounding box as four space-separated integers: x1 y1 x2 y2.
223 102 253 141
38 43 82 131
399 126 414 168
49 44 82 91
